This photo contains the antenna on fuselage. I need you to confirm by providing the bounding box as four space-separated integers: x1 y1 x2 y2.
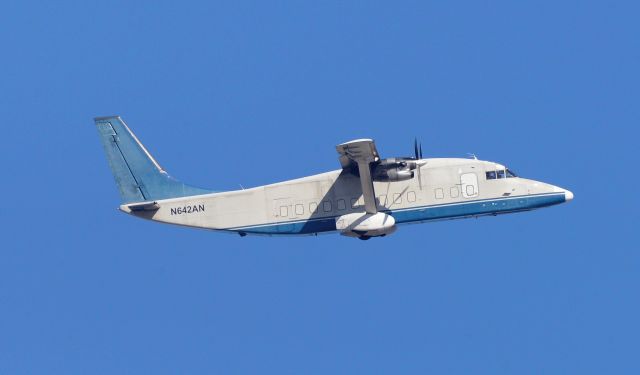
467 153 478 160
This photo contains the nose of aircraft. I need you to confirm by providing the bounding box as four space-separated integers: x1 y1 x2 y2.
564 189 574 202
549 184 574 203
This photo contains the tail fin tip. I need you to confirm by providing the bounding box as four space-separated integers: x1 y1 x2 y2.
94 115 121 122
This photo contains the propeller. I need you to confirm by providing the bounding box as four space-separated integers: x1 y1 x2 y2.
413 138 424 160
413 138 426 189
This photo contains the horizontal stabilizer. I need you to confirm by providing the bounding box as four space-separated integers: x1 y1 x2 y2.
121 201 160 213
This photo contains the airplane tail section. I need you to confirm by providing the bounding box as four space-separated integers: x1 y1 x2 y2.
94 116 212 204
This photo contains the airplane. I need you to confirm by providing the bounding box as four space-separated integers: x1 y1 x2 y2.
94 116 573 240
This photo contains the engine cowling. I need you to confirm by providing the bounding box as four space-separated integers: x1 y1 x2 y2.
373 168 414 182
335 212 397 239
372 158 417 182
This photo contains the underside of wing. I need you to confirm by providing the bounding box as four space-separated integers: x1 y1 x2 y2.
336 139 380 214
336 138 380 169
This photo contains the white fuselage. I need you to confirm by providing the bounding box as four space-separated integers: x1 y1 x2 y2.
122 158 572 236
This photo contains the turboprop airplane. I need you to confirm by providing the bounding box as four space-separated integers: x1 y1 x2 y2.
94 116 573 240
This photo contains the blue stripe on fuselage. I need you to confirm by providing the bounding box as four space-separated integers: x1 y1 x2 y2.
228 192 566 235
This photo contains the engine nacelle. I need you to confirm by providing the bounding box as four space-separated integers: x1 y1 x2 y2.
376 158 417 170
335 212 397 239
372 158 417 182
373 168 414 182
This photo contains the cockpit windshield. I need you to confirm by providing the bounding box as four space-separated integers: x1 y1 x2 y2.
486 168 518 180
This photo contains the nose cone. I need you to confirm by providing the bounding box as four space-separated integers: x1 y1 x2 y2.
564 189 574 202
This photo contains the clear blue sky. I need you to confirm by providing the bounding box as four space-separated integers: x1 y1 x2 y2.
1 1 638 373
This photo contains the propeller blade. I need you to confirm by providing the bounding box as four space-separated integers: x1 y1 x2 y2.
415 139 424 189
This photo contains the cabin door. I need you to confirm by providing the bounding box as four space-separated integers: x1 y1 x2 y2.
460 173 479 198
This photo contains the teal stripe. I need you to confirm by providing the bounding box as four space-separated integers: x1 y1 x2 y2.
228 192 566 235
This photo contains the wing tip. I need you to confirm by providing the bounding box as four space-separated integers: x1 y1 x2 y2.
337 138 374 147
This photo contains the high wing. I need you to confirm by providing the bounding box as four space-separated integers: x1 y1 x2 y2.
336 139 380 214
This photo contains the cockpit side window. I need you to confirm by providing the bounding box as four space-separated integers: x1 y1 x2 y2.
487 166 518 180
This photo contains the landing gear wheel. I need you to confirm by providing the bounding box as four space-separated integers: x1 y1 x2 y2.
358 236 371 241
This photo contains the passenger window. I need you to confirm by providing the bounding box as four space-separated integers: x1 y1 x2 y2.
309 202 318 213
450 186 459 198
295 204 304 215
435 188 444 199
407 191 416 202
466 185 475 195
486 171 496 180
337 199 346 210
323 201 332 212
279 206 288 217
497 170 505 179
393 193 402 204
